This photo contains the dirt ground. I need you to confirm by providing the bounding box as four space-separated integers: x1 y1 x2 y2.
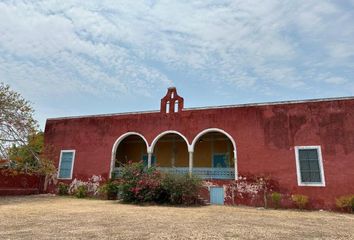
0 195 353 240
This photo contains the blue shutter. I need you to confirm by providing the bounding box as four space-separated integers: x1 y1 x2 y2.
59 152 74 179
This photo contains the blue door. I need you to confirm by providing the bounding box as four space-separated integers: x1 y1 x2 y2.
210 187 224 205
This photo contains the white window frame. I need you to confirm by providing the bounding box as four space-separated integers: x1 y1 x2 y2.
57 150 76 180
294 146 325 187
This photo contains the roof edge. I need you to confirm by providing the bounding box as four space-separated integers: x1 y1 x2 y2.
47 95 354 121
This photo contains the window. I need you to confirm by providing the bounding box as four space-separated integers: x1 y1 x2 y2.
58 150 75 179
295 146 325 187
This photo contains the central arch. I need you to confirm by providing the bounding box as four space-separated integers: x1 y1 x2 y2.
150 130 190 174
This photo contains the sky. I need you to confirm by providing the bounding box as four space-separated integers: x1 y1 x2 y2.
1 0 354 129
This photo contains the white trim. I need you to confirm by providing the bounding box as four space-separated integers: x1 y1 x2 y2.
150 130 191 153
110 132 149 177
191 128 238 179
57 150 76 180
294 146 326 187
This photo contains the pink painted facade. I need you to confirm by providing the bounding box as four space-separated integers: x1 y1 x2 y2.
44 88 354 209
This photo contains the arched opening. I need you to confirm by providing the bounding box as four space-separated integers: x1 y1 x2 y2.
166 101 170 113
152 132 189 174
192 130 236 179
111 133 148 177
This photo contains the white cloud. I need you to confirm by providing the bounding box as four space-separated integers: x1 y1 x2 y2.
0 0 353 103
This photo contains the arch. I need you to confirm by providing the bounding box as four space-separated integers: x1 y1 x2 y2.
150 130 191 153
110 132 149 177
191 128 237 160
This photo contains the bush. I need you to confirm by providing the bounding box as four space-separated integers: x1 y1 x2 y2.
270 192 282 209
57 182 69 195
119 161 163 203
117 161 202 205
99 180 120 200
336 195 354 213
291 194 309 210
161 173 202 205
75 185 88 198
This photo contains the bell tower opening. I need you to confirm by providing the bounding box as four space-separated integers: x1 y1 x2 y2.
160 87 184 113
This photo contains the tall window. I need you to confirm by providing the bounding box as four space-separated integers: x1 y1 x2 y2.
58 150 75 179
295 146 325 187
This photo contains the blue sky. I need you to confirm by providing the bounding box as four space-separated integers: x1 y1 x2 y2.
1 0 354 129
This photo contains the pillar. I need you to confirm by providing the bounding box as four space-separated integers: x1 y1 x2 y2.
189 151 194 176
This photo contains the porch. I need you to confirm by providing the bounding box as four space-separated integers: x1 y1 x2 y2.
112 131 236 180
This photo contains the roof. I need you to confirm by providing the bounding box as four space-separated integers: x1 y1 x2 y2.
47 95 354 121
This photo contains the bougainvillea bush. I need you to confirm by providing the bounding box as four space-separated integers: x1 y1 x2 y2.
119 161 163 203
118 161 202 205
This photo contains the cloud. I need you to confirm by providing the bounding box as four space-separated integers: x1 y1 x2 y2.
0 0 353 105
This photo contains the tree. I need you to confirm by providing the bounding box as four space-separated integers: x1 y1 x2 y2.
0 83 56 190
0 83 37 158
8 132 44 172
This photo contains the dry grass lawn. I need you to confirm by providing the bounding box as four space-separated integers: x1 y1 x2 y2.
0 195 353 240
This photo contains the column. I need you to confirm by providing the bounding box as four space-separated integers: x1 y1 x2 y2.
234 156 238 180
148 152 152 168
189 151 194 176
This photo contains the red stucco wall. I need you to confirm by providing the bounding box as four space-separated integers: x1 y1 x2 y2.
44 97 354 209
0 170 44 195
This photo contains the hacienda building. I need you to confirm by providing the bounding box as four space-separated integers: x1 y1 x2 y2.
44 87 354 208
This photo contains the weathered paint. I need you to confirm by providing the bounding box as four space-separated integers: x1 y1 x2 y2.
44 88 354 209
0 170 44 195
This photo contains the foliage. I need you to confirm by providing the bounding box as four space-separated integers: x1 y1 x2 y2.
75 185 88 198
270 192 282 209
58 182 69 195
161 173 202 205
8 132 52 173
119 161 163 203
0 83 37 159
68 175 103 198
0 83 56 191
99 180 120 200
291 194 309 210
335 195 354 213
118 161 202 205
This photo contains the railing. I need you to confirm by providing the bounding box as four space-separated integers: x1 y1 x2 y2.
193 168 235 180
112 167 235 180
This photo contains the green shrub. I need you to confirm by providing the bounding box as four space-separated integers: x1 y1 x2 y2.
57 182 69 196
161 173 202 205
270 192 282 209
75 185 88 198
99 180 120 200
336 195 354 213
291 194 309 210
